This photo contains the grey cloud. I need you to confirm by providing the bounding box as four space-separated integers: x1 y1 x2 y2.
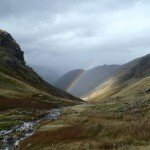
0 0 150 73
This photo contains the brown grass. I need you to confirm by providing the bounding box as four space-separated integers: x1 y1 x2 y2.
20 126 81 149
0 97 54 110
19 100 150 150
105 118 150 141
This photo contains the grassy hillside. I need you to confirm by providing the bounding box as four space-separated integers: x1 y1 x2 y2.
1 29 149 149
0 30 82 149
85 54 150 101
0 30 82 106
19 76 150 149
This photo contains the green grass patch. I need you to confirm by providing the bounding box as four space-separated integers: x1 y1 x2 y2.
0 120 20 130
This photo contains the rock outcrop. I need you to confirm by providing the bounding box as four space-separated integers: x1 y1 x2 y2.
0 29 82 102
0 30 25 65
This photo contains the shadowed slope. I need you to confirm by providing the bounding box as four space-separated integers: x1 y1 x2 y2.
55 69 85 91
0 30 82 110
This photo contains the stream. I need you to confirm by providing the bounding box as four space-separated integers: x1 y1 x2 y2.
0 109 61 150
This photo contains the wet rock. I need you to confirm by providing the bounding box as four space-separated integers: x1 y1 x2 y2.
145 88 150 93
6 137 15 143
1 108 61 150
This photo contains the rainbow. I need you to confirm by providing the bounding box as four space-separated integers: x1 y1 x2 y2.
66 60 99 92
66 71 85 91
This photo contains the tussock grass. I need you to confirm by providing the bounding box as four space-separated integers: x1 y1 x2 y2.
104 118 150 141
20 103 150 150
0 121 20 130
20 126 81 149
19 77 150 149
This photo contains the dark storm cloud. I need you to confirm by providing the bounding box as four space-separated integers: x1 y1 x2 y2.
0 0 150 72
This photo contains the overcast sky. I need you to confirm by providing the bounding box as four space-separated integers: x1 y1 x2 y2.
0 0 150 73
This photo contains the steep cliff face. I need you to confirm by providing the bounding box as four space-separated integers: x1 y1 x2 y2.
0 30 25 65
0 29 82 102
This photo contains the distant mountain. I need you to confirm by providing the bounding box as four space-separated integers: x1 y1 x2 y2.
55 65 121 97
0 29 82 110
55 69 85 91
86 54 150 101
31 65 60 84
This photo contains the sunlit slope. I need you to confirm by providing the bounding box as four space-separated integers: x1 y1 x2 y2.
85 54 150 101
113 76 150 102
107 76 150 114
55 65 121 97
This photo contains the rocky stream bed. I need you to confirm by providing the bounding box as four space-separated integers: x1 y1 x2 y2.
0 109 61 150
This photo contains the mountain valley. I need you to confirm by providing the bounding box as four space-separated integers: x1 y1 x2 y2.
0 29 149 150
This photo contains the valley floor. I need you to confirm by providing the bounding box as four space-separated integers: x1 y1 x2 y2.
0 97 81 149
19 99 150 150
1 77 150 150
